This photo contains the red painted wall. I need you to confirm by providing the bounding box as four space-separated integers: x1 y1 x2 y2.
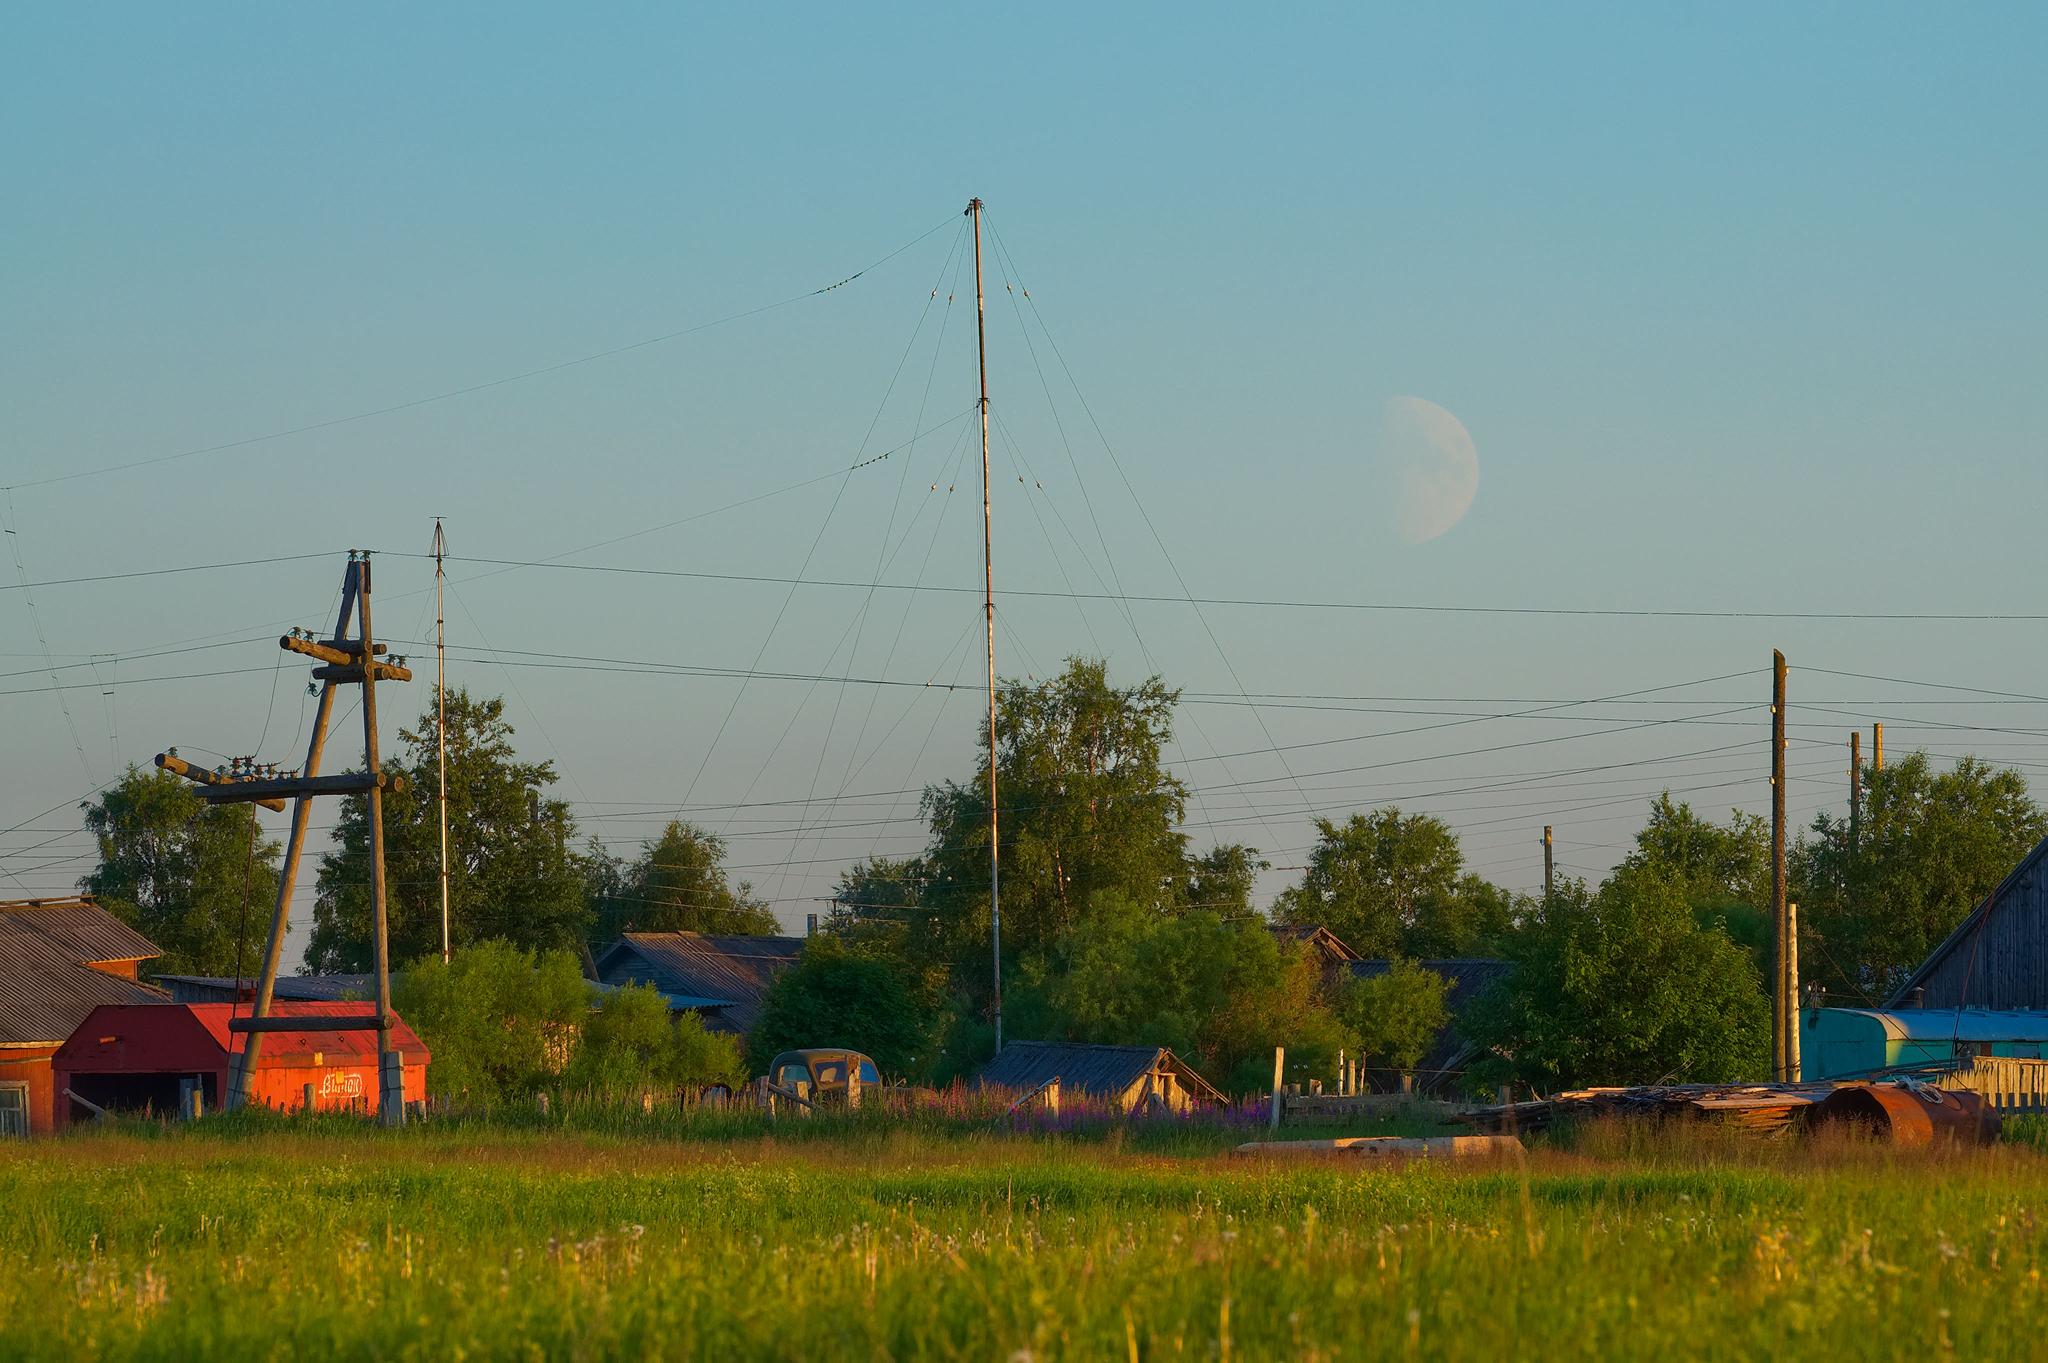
0 1045 59 1135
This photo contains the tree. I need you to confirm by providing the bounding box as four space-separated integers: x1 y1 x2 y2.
1045 891 1355 1096
80 767 282 975
1339 960 1450 1073
590 820 777 941
1276 810 1510 958
1795 753 2046 1000
306 690 589 971
917 659 1195 968
1464 875 1769 1091
391 940 591 1103
566 983 747 1096
745 938 943 1080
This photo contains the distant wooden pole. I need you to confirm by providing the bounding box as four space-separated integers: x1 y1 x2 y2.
357 553 402 1129
1848 730 1862 851
1771 650 1788 1082
1269 1047 1285 1130
1872 722 1884 773
434 519 450 965
1542 825 1554 901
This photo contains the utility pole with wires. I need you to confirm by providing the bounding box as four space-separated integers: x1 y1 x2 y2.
969 194 1002 1055
1872 722 1884 773
1770 649 1790 1082
434 518 451 964
155 551 415 1127
1541 825 1554 902
1849 730 1862 851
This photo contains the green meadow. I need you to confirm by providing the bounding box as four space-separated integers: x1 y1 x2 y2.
5 1114 2046 1360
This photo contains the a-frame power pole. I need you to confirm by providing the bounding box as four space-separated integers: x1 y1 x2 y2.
156 551 414 1126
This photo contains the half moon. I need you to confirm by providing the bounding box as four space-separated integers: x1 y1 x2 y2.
1383 396 1479 543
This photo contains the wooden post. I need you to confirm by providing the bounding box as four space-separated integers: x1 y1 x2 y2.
1045 1078 1059 1120
1337 1048 1346 1097
1542 825 1554 901
1771 650 1789 1082
231 568 358 1111
1872 722 1883 773
1848 731 1862 851
1785 899 1801 1080
846 1061 862 1110
969 196 1002 1055
1269 1047 1285 1130
302 1082 315 1113
357 554 403 1129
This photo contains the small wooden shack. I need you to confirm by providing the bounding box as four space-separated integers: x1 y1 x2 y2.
0 897 166 1136
592 931 803 1035
976 1041 1224 1113
1890 834 2048 1011
53 1001 429 1124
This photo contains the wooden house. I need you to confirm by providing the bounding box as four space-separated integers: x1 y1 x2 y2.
1348 957 1513 1095
1891 834 2048 1010
976 1040 1225 1113
0 897 166 1136
592 931 804 1035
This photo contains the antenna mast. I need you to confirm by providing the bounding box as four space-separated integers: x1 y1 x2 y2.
969 196 1001 1054
434 518 450 964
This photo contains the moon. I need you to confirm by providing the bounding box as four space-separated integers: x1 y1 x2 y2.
1380 396 1478 543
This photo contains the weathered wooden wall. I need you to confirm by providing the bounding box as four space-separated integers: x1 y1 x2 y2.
1910 846 2048 1010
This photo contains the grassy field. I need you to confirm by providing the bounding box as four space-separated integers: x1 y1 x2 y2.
4 1112 2045 1360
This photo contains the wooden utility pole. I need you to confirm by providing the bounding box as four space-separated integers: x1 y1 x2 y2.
434 518 450 965
157 552 413 1127
1872 722 1884 773
1785 898 1801 1080
969 195 1002 1054
1770 649 1788 1082
1541 825 1554 901
1848 730 1862 851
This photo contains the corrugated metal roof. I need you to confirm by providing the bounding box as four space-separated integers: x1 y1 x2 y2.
57 1001 429 1068
976 1040 1224 1104
594 933 801 1033
155 974 376 1003
0 897 159 965
0 903 167 1045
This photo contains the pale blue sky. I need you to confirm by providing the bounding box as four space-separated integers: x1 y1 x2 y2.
4 5 2045 953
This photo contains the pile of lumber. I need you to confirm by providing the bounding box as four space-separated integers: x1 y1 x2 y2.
1457 1083 1838 1135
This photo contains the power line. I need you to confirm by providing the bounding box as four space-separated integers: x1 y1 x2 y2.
2 215 960 493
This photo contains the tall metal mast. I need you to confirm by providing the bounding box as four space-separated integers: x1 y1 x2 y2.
434 518 450 964
969 196 1001 1053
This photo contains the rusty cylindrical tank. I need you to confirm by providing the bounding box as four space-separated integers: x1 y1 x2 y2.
1805 1082 2000 1147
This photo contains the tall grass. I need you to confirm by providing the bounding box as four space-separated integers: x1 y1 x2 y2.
4 1116 2044 1359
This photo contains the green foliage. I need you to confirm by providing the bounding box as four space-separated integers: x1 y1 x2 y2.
1276 809 1509 957
917 659 1196 967
1795 753 2047 999
307 691 589 971
567 983 748 1095
1340 960 1450 1072
746 938 943 1080
1466 875 1769 1090
588 820 777 940
1043 892 1354 1096
391 940 591 1103
80 767 281 975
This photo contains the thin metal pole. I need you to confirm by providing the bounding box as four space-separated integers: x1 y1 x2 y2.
970 195 1001 1054
357 552 401 1127
1771 649 1788 1082
434 519 450 964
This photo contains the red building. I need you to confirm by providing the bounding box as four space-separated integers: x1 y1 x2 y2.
53 1000 430 1125
0 897 167 1137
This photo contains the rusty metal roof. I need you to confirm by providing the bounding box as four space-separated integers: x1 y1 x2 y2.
56 1000 429 1069
0 913 167 1046
976 1040 1225 1105
594 932 803 1033
0 897 159 966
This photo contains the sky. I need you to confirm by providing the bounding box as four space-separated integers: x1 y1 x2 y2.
3 5 2046 964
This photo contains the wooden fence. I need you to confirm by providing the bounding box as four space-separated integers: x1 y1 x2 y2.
1934 1056 2048 1113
